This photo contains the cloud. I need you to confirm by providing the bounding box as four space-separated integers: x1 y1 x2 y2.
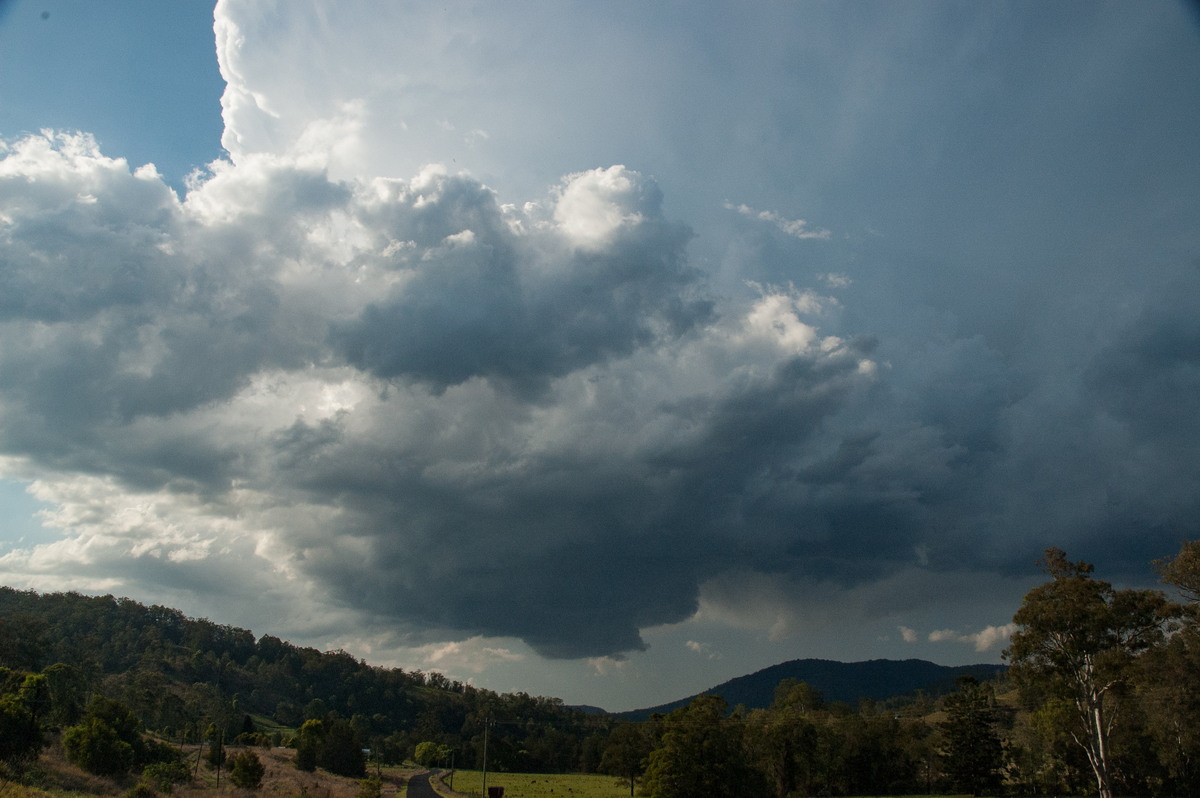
928 624 1017 653
686 641 721 660
725 202 832 241
418 638 527 675
0 131 883 660
4 2 1199 697
4 123 1195 668
331 164 712 395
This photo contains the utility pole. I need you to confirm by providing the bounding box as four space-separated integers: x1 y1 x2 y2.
215 730 223 790
481 714 491 797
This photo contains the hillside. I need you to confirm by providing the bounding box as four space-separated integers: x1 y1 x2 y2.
619 657 1007 720
0 586 606 772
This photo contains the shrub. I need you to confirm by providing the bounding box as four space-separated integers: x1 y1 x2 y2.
126 781 157 798
142 761 191 792
63 715 136 777
228 750 265 790
62 698 146 777
357 775 382 798
235 731 271 747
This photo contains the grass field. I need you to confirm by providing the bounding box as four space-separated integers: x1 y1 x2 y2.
441 773 985 798
445 770 634 798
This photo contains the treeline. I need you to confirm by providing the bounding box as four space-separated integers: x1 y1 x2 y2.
2 539 1200 797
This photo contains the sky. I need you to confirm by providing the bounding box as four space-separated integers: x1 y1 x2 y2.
0 0 1198 712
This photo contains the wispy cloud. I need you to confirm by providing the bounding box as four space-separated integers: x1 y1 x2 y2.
725 202 832 240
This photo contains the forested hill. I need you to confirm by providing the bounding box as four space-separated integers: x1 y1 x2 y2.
0 586 606 771
619 658 1007 720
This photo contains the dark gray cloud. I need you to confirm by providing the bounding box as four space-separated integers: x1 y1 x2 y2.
334 170 711 395
3 27 1200 667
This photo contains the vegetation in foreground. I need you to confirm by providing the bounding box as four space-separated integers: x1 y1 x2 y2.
2 539 1200 797
0 740 412 798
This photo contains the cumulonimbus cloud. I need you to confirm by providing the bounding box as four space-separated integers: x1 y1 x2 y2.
3 1 1198 668
0 131 883 658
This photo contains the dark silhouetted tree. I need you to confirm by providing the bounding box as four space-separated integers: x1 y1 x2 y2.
939 676 1006 795
599 722 654 797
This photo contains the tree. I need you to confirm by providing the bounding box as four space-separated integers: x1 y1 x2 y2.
0 615 46 671
0 692 44 769
295 718 323 771
1140 539 1200 796
1158 539 1200 604
746 680 827 798
939 676 1006 795
41 662 87 726
205 723 225 767
1005 548 1178 798
62 698 146 777
599 723 654 797
293 716 365 776
319 717 367 777
228 749 266 789
641 695 765 798
413 740 452 767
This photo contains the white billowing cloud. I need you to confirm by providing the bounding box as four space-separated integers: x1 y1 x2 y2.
928 624 1016 653
899 626 918 643
554 166 656 250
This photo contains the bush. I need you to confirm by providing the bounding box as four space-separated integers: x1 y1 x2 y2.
126 781 157 798
63 715 136 777
228 750 265 790
142 761 191 792
62 698 146 777
357 775 382 798
294 723 319 772
235 731 271 747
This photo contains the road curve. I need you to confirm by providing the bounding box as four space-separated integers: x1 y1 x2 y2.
405 771 440 798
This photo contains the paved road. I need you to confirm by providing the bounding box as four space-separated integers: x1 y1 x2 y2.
405 771 440 798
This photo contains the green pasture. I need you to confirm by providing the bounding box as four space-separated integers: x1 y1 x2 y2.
444 770 634 798
443 777 985 798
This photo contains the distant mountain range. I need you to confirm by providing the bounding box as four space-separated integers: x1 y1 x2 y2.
614 658 1007 720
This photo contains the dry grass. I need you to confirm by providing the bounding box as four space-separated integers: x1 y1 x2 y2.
5 741 418 798
443 771 633 798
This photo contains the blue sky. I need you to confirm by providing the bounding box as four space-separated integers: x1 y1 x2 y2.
0 0 224 188
0 0 1198 711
